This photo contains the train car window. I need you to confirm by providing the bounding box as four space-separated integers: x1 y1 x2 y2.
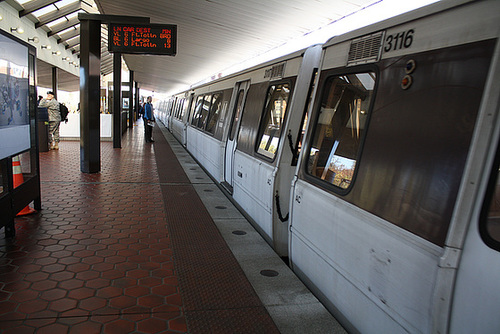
256 83 290 159
229 89 245 141
205 93 223 134
306 71 375 191
480 143 500 251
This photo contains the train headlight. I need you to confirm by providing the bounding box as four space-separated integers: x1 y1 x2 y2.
401 75 413 90
405 59 416 74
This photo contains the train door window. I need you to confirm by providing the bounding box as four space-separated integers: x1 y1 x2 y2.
175 98 180 116
198 95 211 129
174 99 181 118
168 100 174 116
168 98 175 117
293 70 318 166
293 113 309 166
180 98 187 119
191 96 204 126
256 83 291 160
205 93 223 134
173 99 179 118
178 99 185 119
306 71 376 192
480 142 500 251
174 99 180 119
229 89 245 141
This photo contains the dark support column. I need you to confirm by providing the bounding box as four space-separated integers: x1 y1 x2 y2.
78 13 149 172
135 82 140 121
51 67 58 99
113 52 122 148
129 71 134 128
79 18 101 173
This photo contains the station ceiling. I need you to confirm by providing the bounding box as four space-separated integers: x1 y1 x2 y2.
95 0 379 94
5 0 433 95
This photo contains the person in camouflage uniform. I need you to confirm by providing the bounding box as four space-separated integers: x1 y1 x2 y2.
38 91 61 150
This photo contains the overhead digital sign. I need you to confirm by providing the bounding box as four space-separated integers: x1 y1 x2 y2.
108 23 177 55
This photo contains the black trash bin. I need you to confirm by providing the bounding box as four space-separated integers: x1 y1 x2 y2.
37 107 49 152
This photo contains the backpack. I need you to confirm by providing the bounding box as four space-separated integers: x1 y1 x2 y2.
59 103 69 122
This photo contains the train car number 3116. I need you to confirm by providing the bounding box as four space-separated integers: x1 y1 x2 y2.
384 29 415 52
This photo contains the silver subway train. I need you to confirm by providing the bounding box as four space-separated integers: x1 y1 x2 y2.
156 0 500 332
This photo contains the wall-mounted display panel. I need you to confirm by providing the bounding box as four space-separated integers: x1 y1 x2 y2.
0 31 30 160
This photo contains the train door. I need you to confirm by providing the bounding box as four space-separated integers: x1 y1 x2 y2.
223 81 249 191
448 47 500 333
449 142 500 333
182 93 194 146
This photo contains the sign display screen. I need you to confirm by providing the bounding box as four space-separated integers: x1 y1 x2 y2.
109 23 177 55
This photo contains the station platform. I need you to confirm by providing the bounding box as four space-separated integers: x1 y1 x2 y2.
0 120 345 333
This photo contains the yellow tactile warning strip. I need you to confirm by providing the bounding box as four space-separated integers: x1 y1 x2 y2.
152 126 280 333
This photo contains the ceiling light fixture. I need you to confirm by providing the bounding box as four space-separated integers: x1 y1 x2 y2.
62 57 71 61
41 45 52 50
28 37 40 43
10 27 25 34
52 51 62 56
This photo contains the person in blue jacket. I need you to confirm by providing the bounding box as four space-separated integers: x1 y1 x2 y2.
143 96 154 143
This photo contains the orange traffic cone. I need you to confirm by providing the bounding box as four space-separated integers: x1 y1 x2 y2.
12 156 36 216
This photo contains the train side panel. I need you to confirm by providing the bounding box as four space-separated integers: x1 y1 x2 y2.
233 150 275 240
291 180 439 333
186 87 232 182
186 126 226 181
170 117 186 145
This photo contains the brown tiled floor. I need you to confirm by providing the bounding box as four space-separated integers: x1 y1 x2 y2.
0 122 278 333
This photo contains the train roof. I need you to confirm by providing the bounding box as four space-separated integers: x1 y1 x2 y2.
323 0 474 48
184 45 320 93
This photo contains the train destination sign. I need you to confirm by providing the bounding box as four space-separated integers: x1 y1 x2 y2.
108 23 177 55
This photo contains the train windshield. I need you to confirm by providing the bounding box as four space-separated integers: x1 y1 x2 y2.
307 72 375 190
